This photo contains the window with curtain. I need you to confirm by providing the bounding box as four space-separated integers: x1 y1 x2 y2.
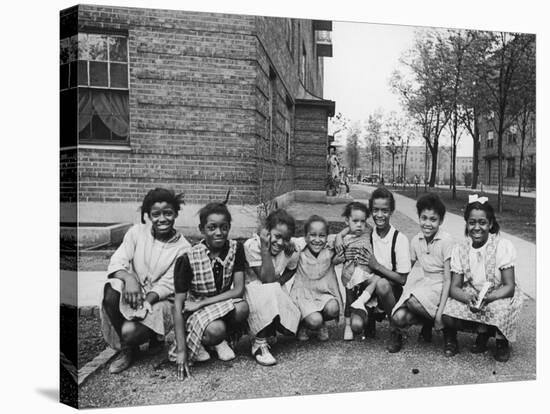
60 33 129 147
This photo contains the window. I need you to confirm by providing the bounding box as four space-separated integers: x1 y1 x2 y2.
60 32 129 147
268 68 276 156
487 131 494 148
300 43 306 86
287 19 294 57
506 157 515 178
285 118 291 161
508 125 517 144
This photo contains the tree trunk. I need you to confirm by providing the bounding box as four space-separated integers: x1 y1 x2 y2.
497 120 504 213
391 154 395 183
471 134 480 189
429 140 438 187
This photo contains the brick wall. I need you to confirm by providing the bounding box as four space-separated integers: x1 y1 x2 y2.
60 5 330 206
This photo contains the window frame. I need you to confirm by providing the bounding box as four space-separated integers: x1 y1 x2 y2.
60 31 130 148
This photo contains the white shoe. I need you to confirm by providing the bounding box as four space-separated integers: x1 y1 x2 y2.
251 339 277 366
343 324 354 341
297 326 310 341
214 340 236 361
195 344 211 362
317 324 329 341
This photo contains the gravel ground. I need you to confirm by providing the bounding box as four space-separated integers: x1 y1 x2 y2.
78 299 535 408
79 314 106 368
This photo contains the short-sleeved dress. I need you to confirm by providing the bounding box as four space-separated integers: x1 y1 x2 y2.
392 230 454 318
289 237 343 320
101 224 191 350
168 240 245 361
443 234 524 342
244 234 301 336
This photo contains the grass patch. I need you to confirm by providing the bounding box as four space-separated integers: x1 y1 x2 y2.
392 187 536 243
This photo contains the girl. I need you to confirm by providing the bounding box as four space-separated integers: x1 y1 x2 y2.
101 188 191 374
290 215 343 342
390 193 454 353
442 196 524 362
333 202 381 341
244 209 301 366
171 201 249 380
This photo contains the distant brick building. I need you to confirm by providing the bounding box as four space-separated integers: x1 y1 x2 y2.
60 5 335 233
478 115 536 191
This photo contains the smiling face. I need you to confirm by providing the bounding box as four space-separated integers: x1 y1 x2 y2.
371 198 392 231
269 223 291 256
201 213 230 251
466 208 491 248
418 209 442 241
149 202 177 237
305 220 328 254
345 208 367 236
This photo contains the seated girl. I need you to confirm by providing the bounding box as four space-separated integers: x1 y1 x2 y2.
442 196 524 362
390 193 453 353
101 188 191 374
244 209 301 366
290 215 343 342
171 201 249 379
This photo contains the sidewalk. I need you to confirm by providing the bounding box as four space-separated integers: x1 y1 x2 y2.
361 185 536 299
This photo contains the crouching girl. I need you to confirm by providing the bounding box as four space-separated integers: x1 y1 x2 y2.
172 201 249 379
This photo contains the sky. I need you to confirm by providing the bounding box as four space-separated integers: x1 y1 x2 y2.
323 20 473 156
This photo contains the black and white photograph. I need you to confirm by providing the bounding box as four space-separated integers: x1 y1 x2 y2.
4 0 546 412
56 1 541 409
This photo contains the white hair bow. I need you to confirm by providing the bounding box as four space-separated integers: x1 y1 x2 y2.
468 194 488 204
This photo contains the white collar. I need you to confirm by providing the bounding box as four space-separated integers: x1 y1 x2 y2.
372 225 395 244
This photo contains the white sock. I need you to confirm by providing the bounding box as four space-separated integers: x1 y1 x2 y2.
351 290 371 309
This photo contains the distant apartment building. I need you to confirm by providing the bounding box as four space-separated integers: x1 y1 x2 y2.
478 114 536 191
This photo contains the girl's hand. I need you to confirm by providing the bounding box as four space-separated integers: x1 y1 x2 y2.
434 312 444 330
123 277 144 310
283 241 295 257
466 291 480 312
183 300 203 313
259 228 271 251
334 234 344 255
176 351 191 381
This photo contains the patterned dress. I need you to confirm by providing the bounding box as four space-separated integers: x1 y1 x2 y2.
244 234 301 336
443 234 524 342
170 240 244 361
101 224 191 350
289 237 343 319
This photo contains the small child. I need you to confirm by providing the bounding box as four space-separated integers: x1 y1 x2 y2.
333 202 381 340
290 215 343 342
390 193 453 353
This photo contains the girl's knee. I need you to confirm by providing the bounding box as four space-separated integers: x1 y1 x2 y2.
233 301 249 322
392 309 409 328
323 300 340 320
350 315 364 333
120 322 138 343
203 320 226 345
375 279 392 296
304 312 323 330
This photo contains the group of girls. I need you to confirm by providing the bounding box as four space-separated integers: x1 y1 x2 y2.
100 186 524 380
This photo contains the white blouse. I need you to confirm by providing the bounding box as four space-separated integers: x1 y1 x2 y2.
450 237 516 290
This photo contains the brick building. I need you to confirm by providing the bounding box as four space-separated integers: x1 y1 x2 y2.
478 115 536 192
60 5 335 235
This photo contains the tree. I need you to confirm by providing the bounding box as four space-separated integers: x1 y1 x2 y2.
383 111 407 183
364 111 384 176
390 32 450 187
345 122 362 177
509 40 535 197
469 32 535 212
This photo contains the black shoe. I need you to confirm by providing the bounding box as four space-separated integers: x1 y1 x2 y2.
147 336 165 355
418 321 433 343
470 332 490 354
387 330 403 353
494 339 510 362
443 328 458 357
364 309 376 338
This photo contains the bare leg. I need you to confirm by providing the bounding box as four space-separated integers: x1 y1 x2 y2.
202 320 227 346
120 321 155 347
322 299 340 321
303 312 323 330
405 295 432 320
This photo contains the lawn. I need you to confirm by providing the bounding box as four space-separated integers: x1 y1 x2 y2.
392 187 536 243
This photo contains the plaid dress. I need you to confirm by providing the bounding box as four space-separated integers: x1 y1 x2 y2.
443 234 524 342
170 240 242 361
